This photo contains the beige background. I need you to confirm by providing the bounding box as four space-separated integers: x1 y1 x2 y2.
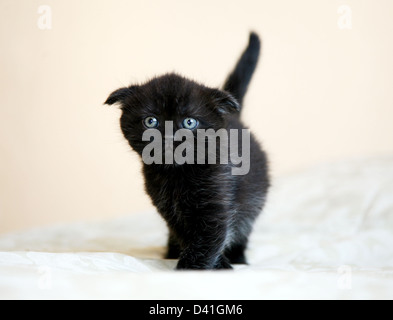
0 0 392 233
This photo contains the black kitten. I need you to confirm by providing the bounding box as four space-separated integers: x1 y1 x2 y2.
105 33 269 269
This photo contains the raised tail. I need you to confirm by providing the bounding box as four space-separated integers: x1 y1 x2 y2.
223 32 261 107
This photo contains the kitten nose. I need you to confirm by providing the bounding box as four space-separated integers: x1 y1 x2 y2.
164 120 176 139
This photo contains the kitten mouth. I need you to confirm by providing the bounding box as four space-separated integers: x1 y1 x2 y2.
164 140 184 151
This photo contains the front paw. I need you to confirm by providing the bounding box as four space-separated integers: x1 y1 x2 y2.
176 258 208 270
215 256 233 270
176 255 232 270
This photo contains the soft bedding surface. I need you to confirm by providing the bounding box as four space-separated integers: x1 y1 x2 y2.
1 157 393 299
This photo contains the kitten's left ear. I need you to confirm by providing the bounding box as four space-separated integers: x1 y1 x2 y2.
104 86 135 106
212 90 240 115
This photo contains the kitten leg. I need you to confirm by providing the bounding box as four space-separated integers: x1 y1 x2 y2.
165 231 181 259
177 244 223 270
225 218 254 264
176 217 229 270
215 255 233 269
225 241 248 264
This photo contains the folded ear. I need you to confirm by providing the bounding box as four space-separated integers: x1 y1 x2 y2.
104 86 135 106
212 89 240 115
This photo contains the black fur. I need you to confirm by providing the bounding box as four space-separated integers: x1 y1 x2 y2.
105 33 269 270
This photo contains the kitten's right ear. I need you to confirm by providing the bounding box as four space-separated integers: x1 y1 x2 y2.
104 86 134 106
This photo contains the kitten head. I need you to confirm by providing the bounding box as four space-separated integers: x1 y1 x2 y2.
104 73 239 157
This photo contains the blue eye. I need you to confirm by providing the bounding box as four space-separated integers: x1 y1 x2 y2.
183 117 198 130
144 116 159 128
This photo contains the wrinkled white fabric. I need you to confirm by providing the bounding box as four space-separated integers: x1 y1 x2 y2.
1 156 393 299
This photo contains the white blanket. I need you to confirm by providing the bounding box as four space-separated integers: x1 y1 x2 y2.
1 156 393 299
